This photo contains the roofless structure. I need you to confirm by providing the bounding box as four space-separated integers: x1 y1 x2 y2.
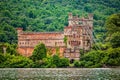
17 13 93 60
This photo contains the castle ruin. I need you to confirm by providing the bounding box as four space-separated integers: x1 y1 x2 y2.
17 13 93 60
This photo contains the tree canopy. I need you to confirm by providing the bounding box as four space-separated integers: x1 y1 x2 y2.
105 13 120 35
30 43 47 61
105 13 120 48
0 0 120 68
0 0 120 43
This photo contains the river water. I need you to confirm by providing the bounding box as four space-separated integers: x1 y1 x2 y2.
0 68 120 80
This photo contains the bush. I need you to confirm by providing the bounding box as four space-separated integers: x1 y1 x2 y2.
84 61 93 68
0 53 6 64
79 50 107 68
0 54 34 68
106 47 120 66
30 43 47 61
59 58 69 67
0 43 18 55
79 61 86 67
74 60 80 67
110 32 120 48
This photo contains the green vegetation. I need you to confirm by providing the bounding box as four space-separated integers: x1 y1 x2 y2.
0 0 120 68
30 43 47 61
74 13 120 68
0 54 34 68
0 43 34 68
64 36 68 47
0 24 17 43
30 43 69 68
110 32 120 48
0 43 18 55
0 43 69 68
0 0 120 44
105 13 120 35
74 47 120 68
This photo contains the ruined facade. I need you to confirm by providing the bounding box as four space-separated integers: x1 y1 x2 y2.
17 13 93 60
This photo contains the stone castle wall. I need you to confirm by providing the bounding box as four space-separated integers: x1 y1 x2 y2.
17 28 65 57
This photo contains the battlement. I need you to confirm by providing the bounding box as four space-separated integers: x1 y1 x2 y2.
68 13 93 27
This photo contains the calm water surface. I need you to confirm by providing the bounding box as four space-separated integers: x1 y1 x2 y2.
0 68 120 80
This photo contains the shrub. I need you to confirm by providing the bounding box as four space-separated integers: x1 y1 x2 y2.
106 47 120 66
30 43 47 61
0 54 34 68
74 60 80 67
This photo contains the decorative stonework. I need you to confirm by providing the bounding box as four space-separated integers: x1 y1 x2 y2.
17 13 93 60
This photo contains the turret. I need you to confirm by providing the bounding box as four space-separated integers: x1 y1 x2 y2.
16 27 23 33
88 14 93 46
68 13 73 26
87 13 93 28
68 13 79 26
16 28 23 37
88 13 93 20
68 13 73 19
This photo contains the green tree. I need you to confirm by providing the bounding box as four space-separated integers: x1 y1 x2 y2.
52 55 69 67
0 23 17 43
0 43 18 55
74 60 80 67
28 11 36 18
30 43 47 61
79 50 107 68
105 13 120 35
105 13 120 48
106 48 120 66
59 58 69 67
41 57 56 68
52 55 60 67
0 54 6 64
110 32 120 48
0 54 34 68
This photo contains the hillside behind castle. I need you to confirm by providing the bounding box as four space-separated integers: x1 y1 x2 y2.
0 0 120 44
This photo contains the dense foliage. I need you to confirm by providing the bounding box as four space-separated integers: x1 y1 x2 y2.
30 43 69 68
0 0 120 44
74 13 120 68
32 55 69 68
0 0 120 68
0 43 18 55
105 13 120 35
0 43 69 68
30 43 47 61
0 54 34 68
0 25 17 43
110 32 120 48
0 43 34 68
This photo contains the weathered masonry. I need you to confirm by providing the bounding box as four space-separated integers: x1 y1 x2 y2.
17 13 93 60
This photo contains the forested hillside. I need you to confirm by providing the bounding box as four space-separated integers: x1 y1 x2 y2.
0 0 120 43
0 0 120 68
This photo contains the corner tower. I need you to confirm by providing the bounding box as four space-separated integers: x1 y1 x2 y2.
64 13 93 60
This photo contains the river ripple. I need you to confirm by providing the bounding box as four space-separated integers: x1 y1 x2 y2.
0 68 120 80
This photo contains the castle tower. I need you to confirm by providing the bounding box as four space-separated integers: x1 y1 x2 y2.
16 28 23 37
68 13 73 26
64 13 93 60
68 13 79 26
87 13 93 45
